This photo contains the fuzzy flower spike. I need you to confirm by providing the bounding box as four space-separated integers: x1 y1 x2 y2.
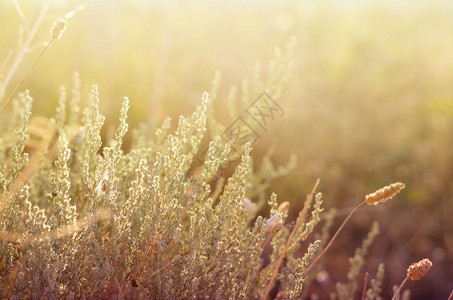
407 258 433 280
392 258 433 300
365 182 405 206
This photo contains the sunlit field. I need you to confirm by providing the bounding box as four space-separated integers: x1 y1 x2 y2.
1 0 452 298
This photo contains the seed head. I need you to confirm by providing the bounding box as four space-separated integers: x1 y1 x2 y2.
365 182 405 206
407 258 432 280
265 215 283 236
50 19 67 40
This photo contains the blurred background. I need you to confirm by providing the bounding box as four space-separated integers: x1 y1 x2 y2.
1 0 452 298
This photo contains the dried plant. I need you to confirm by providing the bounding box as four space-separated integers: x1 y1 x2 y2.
392 258 433 300
335 222 380 300
300 182 405 285
0 78 415 298
365 182 405 206
0 2 441 298
365 263 385 300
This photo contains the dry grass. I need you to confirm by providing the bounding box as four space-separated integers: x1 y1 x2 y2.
1 0 452 298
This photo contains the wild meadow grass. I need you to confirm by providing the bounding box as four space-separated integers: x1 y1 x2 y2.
1 0 452 299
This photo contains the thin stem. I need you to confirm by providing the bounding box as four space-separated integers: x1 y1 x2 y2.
149 255 180 278
0 1 38 75
361 272 369 300
448 289 453 300
392 275 409 300
0 0 49 101
0 37 19 76
0 39 54 114
262 179 320 300
301 200 366 279
13 0 26 21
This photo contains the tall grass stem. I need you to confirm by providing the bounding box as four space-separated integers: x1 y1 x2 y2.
392 275 409 300
0 0 49 101
262 178 320 300
301 200 366 279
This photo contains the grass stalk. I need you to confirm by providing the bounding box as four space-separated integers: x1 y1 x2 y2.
0 0 49 101
262 178 320 300
0 39 53 114
392 275 409 300
301 200 366 279
361 272 369 300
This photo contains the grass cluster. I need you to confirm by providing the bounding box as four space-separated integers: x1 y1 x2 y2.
1 0 452 299
0 77 419 299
